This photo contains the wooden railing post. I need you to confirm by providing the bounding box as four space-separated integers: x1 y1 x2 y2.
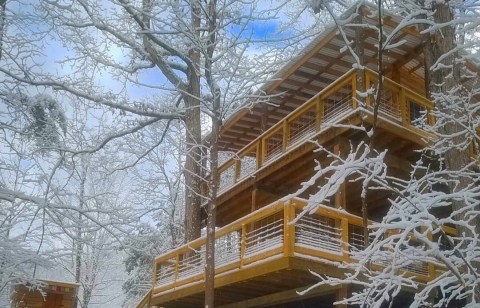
316 97 322 131
422 227 436 280
240 224 246 267
282 121 289 151
261 138 267 166
362 69 372 106
174 255 179 283
283 201 296 257
352 74 358 109
256 143 262 169
399 88 408 126
427 109 435 126
336 284 348 308
234 159 241 183
341 218 349 262
152 260 157 288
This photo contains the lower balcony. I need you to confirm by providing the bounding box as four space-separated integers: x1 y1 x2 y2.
143 198 448 308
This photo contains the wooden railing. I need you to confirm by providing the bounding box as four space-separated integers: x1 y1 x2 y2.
136 289 151 308
151 198 448 295
217 69 434 194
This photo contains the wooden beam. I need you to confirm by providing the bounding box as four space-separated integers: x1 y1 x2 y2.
334 137 349 210
256 184 286 197
251 188 257 212
150 257 291 307
264 29 338 94
335 284 348 308
217 284 340 308
393 44 424 70
385 153 413 172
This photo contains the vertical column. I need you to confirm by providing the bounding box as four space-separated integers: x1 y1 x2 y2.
399 87 408 126
261 102 268 133
240 224 246 267
174 255 179 283
251 186 258 212
334 137 349 210
354 14 366 106
316 97 323 130
283 201 296 257
282 121 289 152
152 261 158 288
334 137 349 262
335 284 349 308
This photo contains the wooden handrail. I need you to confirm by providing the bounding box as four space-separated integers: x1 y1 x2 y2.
217 68 434 196
152 197 452 292
217 69 356 185
135 289 152 308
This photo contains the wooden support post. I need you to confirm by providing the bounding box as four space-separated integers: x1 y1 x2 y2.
427 109 435 126
283 201 295 257
352 74 358 109
399 88 408 126
392 64 401 83
282 121 289 152
152 261 158 288
365 72 372 107
422 226 436 280
174 255 179 283
341 218 350 262
334 182 346 210
240 224 246 267
335 284 348 308
234 159 240 183
256 144 262 169
334 136 349 210
354 14 367 106
334 137 349 262
261 102 268 133
316 97 323 131
251 188 258 212
261 138 267 165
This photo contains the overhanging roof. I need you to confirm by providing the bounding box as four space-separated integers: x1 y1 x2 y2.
217 3 478 153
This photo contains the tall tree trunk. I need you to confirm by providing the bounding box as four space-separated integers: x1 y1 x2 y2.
73 168 87 308
0 0 6 61
204 1 219 306
424 2 480 303
205 100 219 308
184 0 202 243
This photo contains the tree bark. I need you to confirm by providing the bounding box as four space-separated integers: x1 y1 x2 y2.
0 0 6 61
73 167 87 308
204 1 219 306
424 2 480 302
184 0 202 243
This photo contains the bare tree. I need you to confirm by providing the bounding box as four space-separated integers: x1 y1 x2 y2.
0 0 322 305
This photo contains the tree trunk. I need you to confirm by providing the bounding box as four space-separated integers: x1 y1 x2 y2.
205 103 219 308
204 1 219 306
73 168 87 308
424 2 480 303
184 0 202 243
0 0 6 61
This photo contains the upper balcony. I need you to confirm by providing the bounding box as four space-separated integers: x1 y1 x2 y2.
215 68 434 212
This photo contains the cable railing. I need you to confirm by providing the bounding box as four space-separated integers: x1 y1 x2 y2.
217 69 434 194
151 198 446 297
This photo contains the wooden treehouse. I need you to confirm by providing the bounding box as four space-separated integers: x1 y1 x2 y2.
11 280 79 308
137 5 477 308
